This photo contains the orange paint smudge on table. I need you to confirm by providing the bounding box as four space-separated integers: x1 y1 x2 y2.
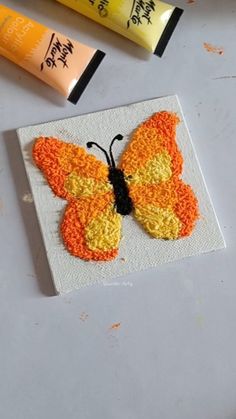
187 0 195 4
110 322 121 330
203 42 224 55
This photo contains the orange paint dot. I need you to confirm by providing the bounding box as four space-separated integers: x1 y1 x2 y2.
110 322 121 330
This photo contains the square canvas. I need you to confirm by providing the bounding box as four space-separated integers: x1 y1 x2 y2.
17 96 225 294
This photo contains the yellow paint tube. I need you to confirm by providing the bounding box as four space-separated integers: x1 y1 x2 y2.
56 0 183 56
0 4 105 103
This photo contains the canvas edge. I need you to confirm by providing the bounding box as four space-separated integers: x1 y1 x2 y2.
16 130 61 296
175 95 226 250
17 95 177 134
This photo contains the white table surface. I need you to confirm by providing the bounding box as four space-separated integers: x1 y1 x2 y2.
0 1 235 418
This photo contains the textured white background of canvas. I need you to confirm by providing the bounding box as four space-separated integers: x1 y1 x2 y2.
18 96 225 294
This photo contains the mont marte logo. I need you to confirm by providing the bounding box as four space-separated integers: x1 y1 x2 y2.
127 0 156 28
40 33 74 71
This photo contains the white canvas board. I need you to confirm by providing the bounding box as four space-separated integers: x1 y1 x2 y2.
17 96 225 294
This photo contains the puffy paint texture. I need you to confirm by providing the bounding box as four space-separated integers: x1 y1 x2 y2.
33 111 199 262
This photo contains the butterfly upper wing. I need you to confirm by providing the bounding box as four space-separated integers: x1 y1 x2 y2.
33 137 121 261
119 111 198 239
119 111 183 180
33 137 112 199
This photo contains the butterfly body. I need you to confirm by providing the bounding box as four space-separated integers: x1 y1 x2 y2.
108 167 133 216
33 111 199 262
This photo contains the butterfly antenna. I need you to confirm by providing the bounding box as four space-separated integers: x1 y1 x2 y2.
86 142 111 166
109 134 124 168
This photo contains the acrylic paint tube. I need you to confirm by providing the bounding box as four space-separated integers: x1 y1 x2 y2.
0 4 105 104
55 0 183 57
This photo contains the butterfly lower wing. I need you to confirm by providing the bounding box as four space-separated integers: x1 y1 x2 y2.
119 111 199 239
61 192 122 261
33 137 111 199
129 179 198 239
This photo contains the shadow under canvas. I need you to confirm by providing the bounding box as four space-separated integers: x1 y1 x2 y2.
3 129 56 296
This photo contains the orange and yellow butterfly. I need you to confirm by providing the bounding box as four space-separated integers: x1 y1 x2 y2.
33 111 199 261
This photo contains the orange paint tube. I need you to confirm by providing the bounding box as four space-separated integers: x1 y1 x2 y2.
0 4 105 103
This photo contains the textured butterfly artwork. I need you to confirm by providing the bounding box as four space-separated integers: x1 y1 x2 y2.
33 111 199 262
